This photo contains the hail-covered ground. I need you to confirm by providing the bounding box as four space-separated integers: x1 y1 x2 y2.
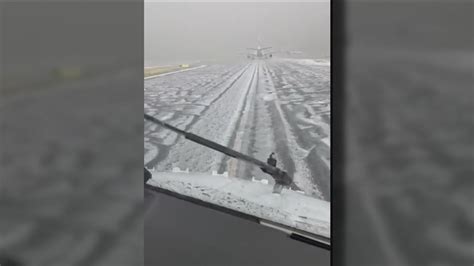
144 58 330 238
145 58 330 198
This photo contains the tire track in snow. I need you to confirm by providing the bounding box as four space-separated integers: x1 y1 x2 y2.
218 62 259 175
267 60 330 200
144 64 250 167
262 62 325 200
192 63 252 121
154 63 257 172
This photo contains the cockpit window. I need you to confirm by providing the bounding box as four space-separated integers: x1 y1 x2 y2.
145 1 330 247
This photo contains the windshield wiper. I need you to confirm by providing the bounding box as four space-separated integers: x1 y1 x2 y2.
144 114 301 192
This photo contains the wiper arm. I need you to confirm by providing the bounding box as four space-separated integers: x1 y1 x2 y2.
144 114 300 191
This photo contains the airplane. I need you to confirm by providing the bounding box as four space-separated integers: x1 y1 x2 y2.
246 46 273 59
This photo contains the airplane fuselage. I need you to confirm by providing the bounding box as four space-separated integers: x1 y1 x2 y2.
247 46 272 60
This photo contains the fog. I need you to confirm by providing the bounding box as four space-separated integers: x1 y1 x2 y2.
145 2 330 66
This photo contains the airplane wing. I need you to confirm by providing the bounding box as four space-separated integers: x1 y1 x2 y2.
261 47 272 50
246 48 258 50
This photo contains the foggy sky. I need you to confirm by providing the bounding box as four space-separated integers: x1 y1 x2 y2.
145 2 330 66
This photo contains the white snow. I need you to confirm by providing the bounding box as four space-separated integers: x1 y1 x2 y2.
292 59 330 66
147 171 330 239
215 64 258 170
321 137 330 146
144 142 158 165
145 60 330 200
153 63 257 173
262 94 275 101
172 167 189 173
144 65 208 80
252 177 269 185
264 66 323 198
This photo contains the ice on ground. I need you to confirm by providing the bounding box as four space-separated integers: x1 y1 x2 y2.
147 171 330 239
321 137 330 146
252 177 269 185
172 167 189 173
145 60 330 200
294 59 330 66
262 94 275 101
144 143 158 165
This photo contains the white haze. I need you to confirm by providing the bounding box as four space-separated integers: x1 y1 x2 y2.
145 2 330 66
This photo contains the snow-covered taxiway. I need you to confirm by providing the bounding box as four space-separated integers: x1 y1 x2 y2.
145 58 330 201
145 58 330 241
